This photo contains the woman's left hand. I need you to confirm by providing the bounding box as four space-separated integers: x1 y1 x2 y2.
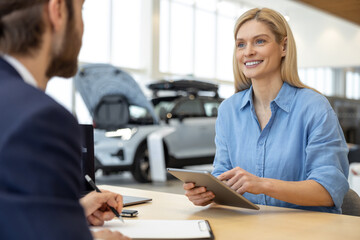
218 167 265 195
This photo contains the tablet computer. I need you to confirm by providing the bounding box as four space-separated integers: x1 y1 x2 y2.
123 195 152 207
167 168 259 210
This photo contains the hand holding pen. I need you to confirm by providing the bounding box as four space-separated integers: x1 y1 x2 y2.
82 175 124 224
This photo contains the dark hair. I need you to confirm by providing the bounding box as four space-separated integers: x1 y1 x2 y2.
0 0 74 55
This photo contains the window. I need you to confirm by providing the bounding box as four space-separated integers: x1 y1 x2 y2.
173 99 204 116
111 0 143 69
204 101 220 117
79 0 144 69
216 15 235 81
155 101 176 116
168 1 194 74
194 9 216 78
159 0 251 81
346 71 360 99
79 0 111 63
298 67 334 96
129 105 154 124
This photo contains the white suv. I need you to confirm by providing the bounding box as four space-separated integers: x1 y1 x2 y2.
75 65 222 182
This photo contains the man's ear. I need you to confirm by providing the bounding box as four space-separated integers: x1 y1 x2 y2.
281 37 287 57
47 0 67 32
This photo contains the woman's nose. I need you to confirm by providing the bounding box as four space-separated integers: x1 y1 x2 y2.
244 44 255 56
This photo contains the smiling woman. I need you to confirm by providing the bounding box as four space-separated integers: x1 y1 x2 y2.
235 20 286 84
232 8 311 93
182 8 350 215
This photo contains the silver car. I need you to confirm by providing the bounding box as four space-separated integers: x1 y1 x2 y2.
95 93 222 182
74 64 222 183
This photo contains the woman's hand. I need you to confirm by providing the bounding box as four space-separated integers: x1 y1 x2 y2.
80 190 123 226
218 167 265 195
219 167 334 206
183 182 215 206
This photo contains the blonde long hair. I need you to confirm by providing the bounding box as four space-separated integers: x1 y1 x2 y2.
233 8 315 93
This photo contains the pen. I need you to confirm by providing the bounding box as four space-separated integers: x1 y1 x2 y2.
84 175 124 223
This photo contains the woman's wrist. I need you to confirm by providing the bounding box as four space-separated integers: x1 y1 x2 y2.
260 178 275 196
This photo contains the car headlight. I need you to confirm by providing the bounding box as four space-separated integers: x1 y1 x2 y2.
105 128 138 140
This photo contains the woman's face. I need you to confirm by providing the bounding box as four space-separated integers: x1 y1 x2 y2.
235 20 286 82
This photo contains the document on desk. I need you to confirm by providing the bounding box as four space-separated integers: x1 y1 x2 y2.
91 219 214 239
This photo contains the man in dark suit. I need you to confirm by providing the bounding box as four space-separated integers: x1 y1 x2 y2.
0 1 129 239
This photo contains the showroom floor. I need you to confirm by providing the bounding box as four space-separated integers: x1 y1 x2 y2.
96 164 214 195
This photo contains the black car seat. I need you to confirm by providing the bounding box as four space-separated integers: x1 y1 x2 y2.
94 95 130 130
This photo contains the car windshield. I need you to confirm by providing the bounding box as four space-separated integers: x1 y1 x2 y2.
204 101 220 117
152 96 222 120
129 105 154 125
154 101 176 120
172 99 204 117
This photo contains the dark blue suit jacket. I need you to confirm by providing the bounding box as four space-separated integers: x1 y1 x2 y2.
0 58 92 239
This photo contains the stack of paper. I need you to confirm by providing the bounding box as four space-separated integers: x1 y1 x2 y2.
91 219 214 239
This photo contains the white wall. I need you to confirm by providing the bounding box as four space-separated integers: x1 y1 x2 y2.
241 0 360 68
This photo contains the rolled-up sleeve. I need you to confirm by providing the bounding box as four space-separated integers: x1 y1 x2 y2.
306 108 349 210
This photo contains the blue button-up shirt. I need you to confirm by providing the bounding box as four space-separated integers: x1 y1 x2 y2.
212 82 349 213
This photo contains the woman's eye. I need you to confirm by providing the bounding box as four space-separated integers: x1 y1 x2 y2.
237 42 245 48
255 39 265 44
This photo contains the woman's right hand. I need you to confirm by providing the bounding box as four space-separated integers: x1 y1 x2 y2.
183 182 215 206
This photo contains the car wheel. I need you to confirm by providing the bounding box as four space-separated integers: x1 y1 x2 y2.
132 142 151 183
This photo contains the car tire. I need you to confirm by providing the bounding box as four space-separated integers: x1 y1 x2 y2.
132 142 151 183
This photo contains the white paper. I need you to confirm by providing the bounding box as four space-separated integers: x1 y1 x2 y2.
91 219 211 239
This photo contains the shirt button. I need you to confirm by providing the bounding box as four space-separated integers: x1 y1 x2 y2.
259 141 264 145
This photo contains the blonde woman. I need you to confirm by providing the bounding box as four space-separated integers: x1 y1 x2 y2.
184 8 349 213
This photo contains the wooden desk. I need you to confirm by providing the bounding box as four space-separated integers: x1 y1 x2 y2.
101 185 360 240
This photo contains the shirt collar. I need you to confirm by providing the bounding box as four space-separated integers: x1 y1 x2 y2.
272 82 297 113
239 82 297 113
2 54 38 88
239 85 253 110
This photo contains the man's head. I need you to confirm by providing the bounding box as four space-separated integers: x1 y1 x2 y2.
0 0 84 79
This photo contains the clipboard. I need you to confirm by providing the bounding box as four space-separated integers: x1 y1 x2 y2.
91 219 214 239
167 168 259 210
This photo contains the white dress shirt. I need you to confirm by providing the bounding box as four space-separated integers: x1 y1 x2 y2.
2 54 38 88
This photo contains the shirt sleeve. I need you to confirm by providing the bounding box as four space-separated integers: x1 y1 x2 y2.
305 108 349 210
212 103 233 177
